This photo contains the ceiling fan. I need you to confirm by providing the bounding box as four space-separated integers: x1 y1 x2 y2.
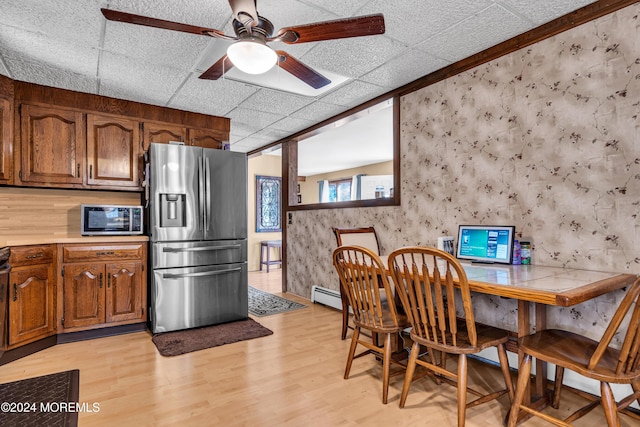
101 0 385 89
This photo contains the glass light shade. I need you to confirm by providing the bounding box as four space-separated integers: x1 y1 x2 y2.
227 39 277 75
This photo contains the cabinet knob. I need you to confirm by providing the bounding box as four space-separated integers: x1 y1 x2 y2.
107 272 111 288
13 283 17 301
99 272 103 288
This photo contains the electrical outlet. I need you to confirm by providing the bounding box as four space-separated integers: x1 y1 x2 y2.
437 236 455 255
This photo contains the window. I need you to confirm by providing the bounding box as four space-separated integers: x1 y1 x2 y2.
329 179 352 202
256 175 282 232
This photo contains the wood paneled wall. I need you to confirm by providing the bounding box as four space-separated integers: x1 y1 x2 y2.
0 187 141 239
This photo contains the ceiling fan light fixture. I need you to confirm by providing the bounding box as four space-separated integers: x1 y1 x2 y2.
227 39 277 75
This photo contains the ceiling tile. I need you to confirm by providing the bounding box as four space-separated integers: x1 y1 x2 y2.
300 0 371 16
319 80 388 108
102 22 210 71
289 100 345 122
358 0 495 46
360 48 451 89
0 26 99 78
107 0 231 30
0 0 104 47
300 35 407 78
227 107 284 134
500 0 595 25
170 76 258 117
417 3 534 63
250 127 292 141
230 134 274 152
237 88 313 115
1 56 97 93
269 115 316 133
99 52 188 105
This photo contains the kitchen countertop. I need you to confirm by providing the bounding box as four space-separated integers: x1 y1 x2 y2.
1 234 149 247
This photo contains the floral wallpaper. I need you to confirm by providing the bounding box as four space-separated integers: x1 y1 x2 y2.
286 4 639 341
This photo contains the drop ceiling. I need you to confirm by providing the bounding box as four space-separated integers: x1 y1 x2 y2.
0 0 595 155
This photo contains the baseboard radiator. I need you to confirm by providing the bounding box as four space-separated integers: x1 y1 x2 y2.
311 285 342 311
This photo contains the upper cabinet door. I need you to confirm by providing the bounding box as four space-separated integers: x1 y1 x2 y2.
142 121 186 151
188 127 225 149
87 113 141 189
20 104 84 185
0 98 12 184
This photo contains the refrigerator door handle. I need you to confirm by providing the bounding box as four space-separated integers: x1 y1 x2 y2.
162 244 242 253
198 156 205 232
205 156 211 233
163 267 242 279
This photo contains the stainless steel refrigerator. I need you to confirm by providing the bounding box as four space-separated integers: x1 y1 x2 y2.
148 143 248 333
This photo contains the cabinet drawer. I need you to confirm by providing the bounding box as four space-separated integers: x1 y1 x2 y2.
9 245 55 267
63 244 144 262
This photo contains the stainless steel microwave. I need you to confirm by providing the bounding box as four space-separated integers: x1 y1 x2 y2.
81 204 143 236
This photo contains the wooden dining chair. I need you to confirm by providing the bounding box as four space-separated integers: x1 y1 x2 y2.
332 226 381 340
507 276 640 427
387 247 514 426
332 245 408 404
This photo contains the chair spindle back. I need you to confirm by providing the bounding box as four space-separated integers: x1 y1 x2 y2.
389 247 476 347
333 245 400 330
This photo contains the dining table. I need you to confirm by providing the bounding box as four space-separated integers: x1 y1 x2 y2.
379 255 637 410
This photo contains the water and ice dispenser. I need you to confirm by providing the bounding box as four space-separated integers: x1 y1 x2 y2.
159 193 186 227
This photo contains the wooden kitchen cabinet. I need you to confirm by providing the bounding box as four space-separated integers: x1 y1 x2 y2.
105 261 144 323
0 97 12 184
142 122 225 151
6 79 228 191
61 262 104 329
142 121 186 151
8 245 56 347
60 243 146 332
188 127 225 149
19 104 84 185
87 113 141 188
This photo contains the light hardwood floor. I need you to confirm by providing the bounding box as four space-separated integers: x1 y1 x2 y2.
0 269 637 426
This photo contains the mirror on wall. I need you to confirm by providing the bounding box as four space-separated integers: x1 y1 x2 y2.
283 96 399 209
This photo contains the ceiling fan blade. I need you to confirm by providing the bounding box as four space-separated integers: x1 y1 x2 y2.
199 55 234 80
274 14 385 44
275 51 330 89
101 8 226 38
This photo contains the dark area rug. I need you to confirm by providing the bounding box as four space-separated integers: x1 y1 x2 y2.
152 318 273 357
0 369 80 427
248 286 307 317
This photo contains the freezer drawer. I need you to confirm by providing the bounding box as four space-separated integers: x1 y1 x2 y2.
151 240 246 269
151 262 247 333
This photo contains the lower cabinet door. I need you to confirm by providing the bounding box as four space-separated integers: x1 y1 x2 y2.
105 262 143 323
63 263 105 329
9 265 56 345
